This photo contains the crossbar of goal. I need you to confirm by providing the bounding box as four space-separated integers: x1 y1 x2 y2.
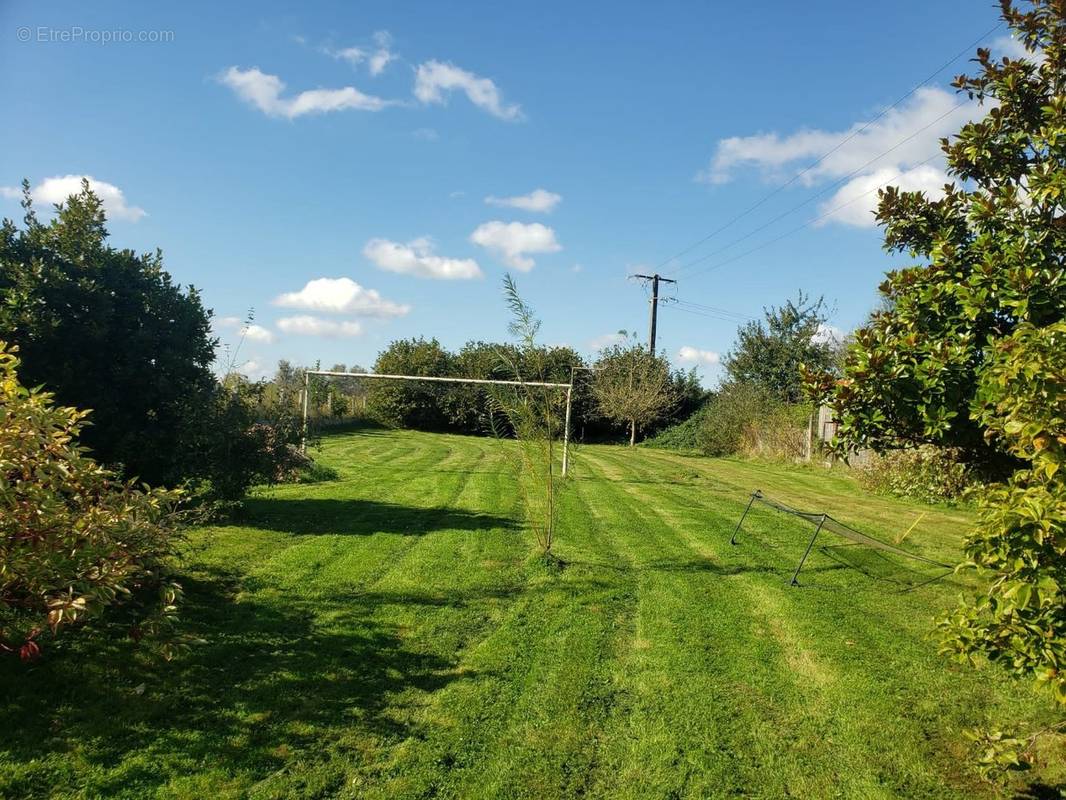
300 370 576 476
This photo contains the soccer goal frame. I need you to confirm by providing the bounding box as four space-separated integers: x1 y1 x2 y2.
300 369 576 476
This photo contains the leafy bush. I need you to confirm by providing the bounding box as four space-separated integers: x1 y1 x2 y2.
690 383 811 460
857 447 977 504
0 181 293 504
802 3 1066 776
644 403 712 451
365 337 455 430
740 402 810 460
0 343 187 661
176 376 309 506
724 291 841 404
939 321 1066 706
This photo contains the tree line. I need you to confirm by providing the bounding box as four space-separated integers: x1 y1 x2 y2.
297 334 708 446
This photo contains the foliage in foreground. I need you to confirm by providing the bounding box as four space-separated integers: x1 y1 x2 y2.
807 0 1066 776
0 343 187 661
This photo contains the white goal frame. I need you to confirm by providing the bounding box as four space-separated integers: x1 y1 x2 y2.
300 370 576 476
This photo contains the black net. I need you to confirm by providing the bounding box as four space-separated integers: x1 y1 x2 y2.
732 490 954 587
749 492 952 569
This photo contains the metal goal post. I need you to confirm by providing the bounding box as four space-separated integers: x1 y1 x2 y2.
300 370 576 476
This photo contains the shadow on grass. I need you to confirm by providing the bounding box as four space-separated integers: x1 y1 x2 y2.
236 497 519 536
1016 782 1066 800
0 569 479 798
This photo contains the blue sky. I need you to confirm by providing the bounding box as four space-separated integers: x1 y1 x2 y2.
1 1 1015 383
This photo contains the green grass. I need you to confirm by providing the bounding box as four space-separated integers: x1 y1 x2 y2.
2 428 1063 799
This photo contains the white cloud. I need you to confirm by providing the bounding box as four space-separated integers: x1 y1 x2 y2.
816 164 950 227
677 346 721 366
236 357 273 380
813 323 845 345
218 66 391 119
485 188 561 213
214 316 276 344
1 175 146 221
241 324 275 343
274 277 410 317
412 127 439 141
993 34 1044 63
701 88 973 188
413 60 522 121
589 332 626 351
325 31 396 76
698 87 988 228
469 221 561 271
363 237 482 279
277 315 363 337
368 31 396 76
325 45 367 66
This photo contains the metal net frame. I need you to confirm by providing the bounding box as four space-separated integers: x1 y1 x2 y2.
729 490 954 588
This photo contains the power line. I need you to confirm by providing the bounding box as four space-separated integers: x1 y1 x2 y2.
653 20 1002 273
660 302 752 323
664 298 755 321
670 99 966 278
676 151 946 281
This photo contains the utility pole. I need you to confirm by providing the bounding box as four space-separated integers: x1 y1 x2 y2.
633 273 676 353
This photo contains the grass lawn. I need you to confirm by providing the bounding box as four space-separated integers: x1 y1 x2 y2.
2 427 1064 799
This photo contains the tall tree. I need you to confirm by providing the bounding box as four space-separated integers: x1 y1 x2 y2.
807 0 1066 760
724 292 838 404
0 181 218 487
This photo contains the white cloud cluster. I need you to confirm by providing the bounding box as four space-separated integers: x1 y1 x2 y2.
216 316 276 343
700 87 985 227
218 66 390 118
414 60 522 121
469 221 561 271
485 188 561 213
236 358 273 381
993 34 1044 63
677 346 720 366
816 165 949 227
277 315 363 337
363 237 482 279
589 332 626 351
325 31 396 76
273 277 410 317
1 175 146 222
813 323 845 345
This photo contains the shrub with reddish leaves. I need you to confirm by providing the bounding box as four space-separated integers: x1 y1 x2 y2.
0 342 187 660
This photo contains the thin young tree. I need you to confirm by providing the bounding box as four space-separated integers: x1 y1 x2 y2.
592 339 675 446
491 275 567 559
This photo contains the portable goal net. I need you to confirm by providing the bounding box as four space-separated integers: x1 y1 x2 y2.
729 490 954 588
